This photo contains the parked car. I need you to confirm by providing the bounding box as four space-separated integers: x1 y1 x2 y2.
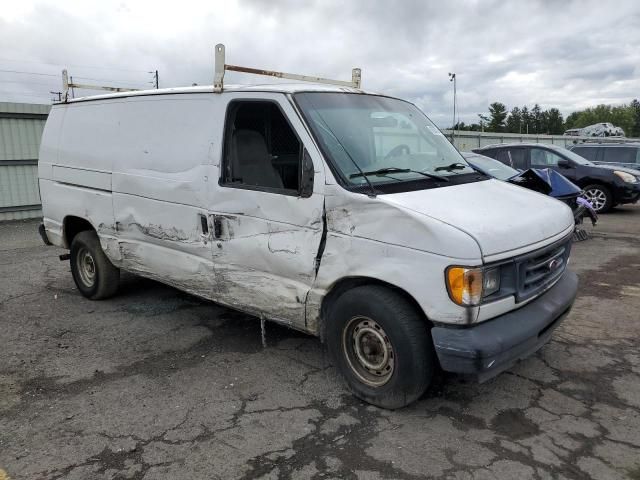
564 123 625 137
570 142 640 170
38 68 579 409
580 123 625 138
563 128 582 137
473 143 640 213
462 152 597 228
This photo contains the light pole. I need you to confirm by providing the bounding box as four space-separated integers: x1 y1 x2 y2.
448 72 456 142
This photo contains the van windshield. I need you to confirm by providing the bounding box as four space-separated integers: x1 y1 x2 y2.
294 93 482 191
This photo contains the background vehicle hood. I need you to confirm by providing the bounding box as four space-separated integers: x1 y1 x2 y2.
379 179 574 258
591 164 640 176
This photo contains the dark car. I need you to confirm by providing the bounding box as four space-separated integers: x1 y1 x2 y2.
569 143 640 170
473 143 640 213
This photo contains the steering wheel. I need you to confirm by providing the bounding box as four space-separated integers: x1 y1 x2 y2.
384 144 410 161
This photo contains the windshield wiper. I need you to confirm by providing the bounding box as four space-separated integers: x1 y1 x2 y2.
434 162 470 172
350 167 449 182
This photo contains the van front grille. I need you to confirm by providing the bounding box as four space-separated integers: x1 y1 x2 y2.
515 237 572 302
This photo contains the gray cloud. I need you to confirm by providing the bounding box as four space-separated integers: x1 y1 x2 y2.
1 0 639 126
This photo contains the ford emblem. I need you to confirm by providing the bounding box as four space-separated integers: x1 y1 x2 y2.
548 258 562 271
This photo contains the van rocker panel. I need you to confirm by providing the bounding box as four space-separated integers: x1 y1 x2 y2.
431 269 578 380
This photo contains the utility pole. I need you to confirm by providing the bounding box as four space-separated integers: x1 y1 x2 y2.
149 70 159 89
448 72 456 142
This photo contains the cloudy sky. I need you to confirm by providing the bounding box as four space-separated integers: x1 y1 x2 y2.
1 0 639 126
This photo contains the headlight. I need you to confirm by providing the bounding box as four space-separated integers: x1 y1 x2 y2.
614 171 638 183
483 267 501 297
446 266 501 306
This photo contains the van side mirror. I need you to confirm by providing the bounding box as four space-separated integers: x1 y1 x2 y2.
300 149 315 198
557 159 570 168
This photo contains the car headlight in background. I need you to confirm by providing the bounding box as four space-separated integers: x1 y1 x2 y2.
613 171 638 183
446 266 501 306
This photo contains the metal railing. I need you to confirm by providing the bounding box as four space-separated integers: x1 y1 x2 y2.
442 129 640 152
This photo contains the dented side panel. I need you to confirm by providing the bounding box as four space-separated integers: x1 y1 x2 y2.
111 96 220 297
305 184 483 333
209 92 327 329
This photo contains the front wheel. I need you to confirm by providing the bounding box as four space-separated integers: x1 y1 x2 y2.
582 184 613 213
326 285 435 409
70 230 120 300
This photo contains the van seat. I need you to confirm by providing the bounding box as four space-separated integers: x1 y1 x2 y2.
231 130 284 189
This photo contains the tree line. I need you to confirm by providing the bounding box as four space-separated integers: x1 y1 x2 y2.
452 99 640 137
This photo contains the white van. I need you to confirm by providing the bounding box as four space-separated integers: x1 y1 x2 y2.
38 55 578 408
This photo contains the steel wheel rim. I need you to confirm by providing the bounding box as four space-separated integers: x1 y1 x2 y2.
584 188 606 211
342 316 395 387
77 247 96 287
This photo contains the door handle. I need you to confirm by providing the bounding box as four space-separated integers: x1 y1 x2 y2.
199 214 210 244
213 216 223 239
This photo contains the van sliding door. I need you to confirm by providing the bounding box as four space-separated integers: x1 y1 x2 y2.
111 96 219 298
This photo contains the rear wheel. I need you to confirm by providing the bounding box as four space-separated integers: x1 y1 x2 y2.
70 230 120 300
326 285 434 409
582 184 613 213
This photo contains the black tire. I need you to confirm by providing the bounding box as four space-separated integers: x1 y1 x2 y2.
326 285 434 409
582 184 613 213
70 230 120 300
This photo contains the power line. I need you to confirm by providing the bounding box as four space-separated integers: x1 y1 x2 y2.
0 69 58 77
73 75 148 86
0 71 150 90
0 90 53 97
0 57 149 73
0 79 60 87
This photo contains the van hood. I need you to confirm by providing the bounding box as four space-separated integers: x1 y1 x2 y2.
379 179 574 258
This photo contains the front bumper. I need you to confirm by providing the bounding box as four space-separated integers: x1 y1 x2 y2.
431 269 578 382
616 183 640 204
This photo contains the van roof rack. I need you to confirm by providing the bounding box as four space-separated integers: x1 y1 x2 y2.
213 44 361 92
61 69 139 102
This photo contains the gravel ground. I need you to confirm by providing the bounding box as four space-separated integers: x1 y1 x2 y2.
1 206 639 480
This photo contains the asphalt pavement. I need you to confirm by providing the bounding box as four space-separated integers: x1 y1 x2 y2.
1 206 639 479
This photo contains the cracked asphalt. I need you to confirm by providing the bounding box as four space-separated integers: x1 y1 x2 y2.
1 208 640 480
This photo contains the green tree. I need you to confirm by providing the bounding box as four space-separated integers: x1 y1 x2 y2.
521 106 531 134
545 108 564 135
487 102 508 132
631 99 640 137
506 107 522 133
564 111 580 131
531 104 542 133
562 104 634 136
478 113 490 132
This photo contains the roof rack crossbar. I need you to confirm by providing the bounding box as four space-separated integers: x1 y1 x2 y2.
213 43 361 93
61 69 139 101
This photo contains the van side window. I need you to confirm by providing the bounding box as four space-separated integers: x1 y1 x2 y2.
222 101 301 193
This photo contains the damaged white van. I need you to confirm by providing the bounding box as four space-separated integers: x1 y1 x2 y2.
38 48 578 408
